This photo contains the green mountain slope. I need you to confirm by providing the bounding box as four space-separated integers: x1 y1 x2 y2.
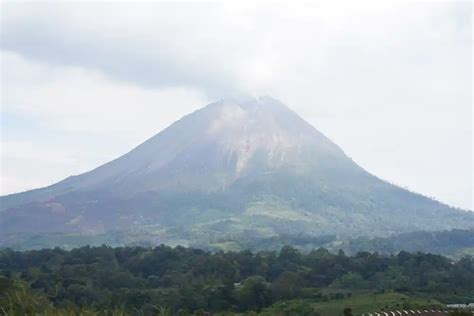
1 96 472 248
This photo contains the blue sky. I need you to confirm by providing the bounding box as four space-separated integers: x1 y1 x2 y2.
0 1 472 209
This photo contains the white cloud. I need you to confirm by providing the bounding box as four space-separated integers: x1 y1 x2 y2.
2 51 210 138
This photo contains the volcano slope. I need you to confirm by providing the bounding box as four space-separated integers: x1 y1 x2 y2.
1 96 472 247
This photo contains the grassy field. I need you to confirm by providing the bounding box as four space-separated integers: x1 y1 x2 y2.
252 291 443 316
313 291 442 315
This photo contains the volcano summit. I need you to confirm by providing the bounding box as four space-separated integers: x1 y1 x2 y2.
1 96 472 248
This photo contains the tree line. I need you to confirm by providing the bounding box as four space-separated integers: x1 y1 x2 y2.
0 245 473 315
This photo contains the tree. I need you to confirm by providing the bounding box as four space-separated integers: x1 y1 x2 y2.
270 271 304 299
237 276 272 312
279 246 302 266
333 272 367 289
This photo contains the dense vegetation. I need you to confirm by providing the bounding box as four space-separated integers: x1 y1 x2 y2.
223 229 474 257
4 229 474 262
1 245 473 315
347 229 474 257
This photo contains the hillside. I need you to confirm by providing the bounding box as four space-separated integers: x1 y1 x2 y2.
1 96 472 248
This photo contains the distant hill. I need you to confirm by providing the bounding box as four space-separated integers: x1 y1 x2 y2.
1 96 473 248
195 229 474 257
346 228 474 257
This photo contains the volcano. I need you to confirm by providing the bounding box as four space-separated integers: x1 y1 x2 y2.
1 96 472 247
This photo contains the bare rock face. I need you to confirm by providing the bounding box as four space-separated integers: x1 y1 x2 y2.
1 96 473 247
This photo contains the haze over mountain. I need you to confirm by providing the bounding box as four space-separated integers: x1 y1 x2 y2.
1 96 472 248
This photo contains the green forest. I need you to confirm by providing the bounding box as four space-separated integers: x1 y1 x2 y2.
0 245 473 315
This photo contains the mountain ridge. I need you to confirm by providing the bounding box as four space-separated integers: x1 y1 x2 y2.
1 96 473 247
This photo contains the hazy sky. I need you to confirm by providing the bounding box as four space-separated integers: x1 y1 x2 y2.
0 1 472 210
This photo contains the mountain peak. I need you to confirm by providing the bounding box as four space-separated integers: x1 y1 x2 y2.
201 95 320 139
214 95 289 111
2 97 472 246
